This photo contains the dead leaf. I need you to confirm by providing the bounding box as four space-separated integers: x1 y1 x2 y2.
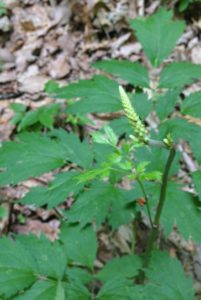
48 53 71 79
191 44 201 64
13 219 60 241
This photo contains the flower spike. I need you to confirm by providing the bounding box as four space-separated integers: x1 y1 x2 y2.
119 86 149 143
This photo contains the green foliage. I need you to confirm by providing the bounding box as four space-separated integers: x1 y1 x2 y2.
181 91 201 118
144 182 201 241
21 171 82 208
0 133 67 185
96 255 141 282
93 60 149 87
0 1 6 16
0 7 201 300
177 0 201 12
159 62 201 88
11 103 60 131
46 76 122 114
0 130 92 185
130 9 185 66
144 251 194 300
66 183 134 228
60 224 97 268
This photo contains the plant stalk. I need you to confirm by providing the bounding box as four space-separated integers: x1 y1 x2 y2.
143 146 176 269
137 178 153 229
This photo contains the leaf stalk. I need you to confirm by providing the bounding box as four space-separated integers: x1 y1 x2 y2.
143 146 176 269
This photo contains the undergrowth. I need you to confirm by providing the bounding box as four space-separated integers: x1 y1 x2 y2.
1 8 201 300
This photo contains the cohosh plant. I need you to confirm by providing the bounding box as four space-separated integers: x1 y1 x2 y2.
1 8 201 300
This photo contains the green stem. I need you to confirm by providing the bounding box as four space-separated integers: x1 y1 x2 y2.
137 178 153 229
143 147 176 269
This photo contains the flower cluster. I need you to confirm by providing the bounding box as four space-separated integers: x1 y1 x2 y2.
119 86 149 143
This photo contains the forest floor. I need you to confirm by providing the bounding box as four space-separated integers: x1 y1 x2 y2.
1 0 201 296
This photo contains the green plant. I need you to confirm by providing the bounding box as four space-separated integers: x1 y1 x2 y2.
177 0 201 12
0 0 6 16
0 8 201 299
10 103 61 131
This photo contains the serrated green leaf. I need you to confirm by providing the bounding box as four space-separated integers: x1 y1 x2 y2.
0 233 71 299
145 251 194 300
93 60 149 87
66 268 93 285
134 145 180 175
181 91 201 118
65 281 91 300
97 255 141 283
0 238 37 298
10 103 27 126
146 182 201 241
179 0 190 12
67 183 133 228
10 103 26 113
21 171 82 208
44 80 60 93
156 89 181 120
50 129 93 169
17 104 60 131
159 62 201 88
15 280 66 300
18 235 67 280
130 93 152 119
38 103 60 129
92 126 118 147
96 277 134 300
50 76 121 114
110 117 132 136
0 269 36 298
0 133 67 186
104 126 118 146
61 224 97 268
93 143 115 163
17 109 40 131
159 117 201 164
130 9 185 66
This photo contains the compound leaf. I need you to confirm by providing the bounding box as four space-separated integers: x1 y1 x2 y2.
130 9 185 66
67 183 133 228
